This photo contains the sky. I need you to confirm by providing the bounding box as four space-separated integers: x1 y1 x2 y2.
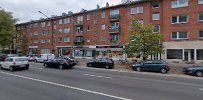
0 0 121 23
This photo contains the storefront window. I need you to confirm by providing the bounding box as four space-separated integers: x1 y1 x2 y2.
167 49 182 59
197 49 203 60
74 50 83 57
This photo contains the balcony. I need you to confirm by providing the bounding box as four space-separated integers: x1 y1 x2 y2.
75 21 83 26
109 27 120 34
76 32 83 37
74 41 84 46
109 14 120 22
110 40 120 46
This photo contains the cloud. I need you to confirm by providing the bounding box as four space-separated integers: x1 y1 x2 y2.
0 0 120 23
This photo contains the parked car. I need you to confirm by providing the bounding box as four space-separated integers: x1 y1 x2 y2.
36 54 55 63
7 54 19 57
87 58 114 69
44 57 74 70
0 53 7 61
183 65 203 77
28 54 38 62
0 57 29 71
62 56 78 65
132 60 170 74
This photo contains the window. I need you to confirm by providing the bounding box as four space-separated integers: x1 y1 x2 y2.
33 40 38 43
87 26 90 31
199 30 203 38
172 15 188 24
171 0 188 8
41 39 45 43
172 32 188 39
47 22 51 26
41 49 51 54
41 22 46 27
29 32 32 36
110 9 119 15
64 28 70 33
59 37 63 42
63 37 70 42
167 49 183 59
101 24 106 30
152 3 160 8
154 25 160 32
77 16 83 22
34 23 38 27
153 12 160 20
199 13 203 21
197 49 203 60
59 19 63 25
59 29 63 33
94 20 98 25
131 6 144 14
64 18 70 24
199 0 203 4
87 15 90 20
101 11 106 18
111 34 119 41
138 20 144 25
33 31 38 35
86 37 90 42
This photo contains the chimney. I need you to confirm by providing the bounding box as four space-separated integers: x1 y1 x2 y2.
106 2 109 7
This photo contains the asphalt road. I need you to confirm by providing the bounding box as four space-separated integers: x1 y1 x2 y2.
0 63 203 100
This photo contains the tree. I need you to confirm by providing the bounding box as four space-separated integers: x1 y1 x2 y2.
0 9 17 48
125 19 164 60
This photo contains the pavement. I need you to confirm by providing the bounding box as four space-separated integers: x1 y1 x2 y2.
0 63 203 100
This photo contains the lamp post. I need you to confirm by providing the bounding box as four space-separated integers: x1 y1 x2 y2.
38 11 55 55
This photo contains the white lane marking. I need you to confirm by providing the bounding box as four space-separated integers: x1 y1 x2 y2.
199 88 203 91
0 72 131 100
31 67 44 70
83 74 112 79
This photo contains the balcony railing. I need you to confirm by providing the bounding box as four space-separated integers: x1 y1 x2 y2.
109 27 120 34
109 14 120 21
76 32 83 36
75 21 83 26
110 40 120 46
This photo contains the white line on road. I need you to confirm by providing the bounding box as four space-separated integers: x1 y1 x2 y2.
83 74 112 79
0 72 131 100
199 88 203 91
30 67 44 70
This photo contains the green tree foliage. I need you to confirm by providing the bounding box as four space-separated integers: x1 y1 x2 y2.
125 19 164 60
0 9 17 47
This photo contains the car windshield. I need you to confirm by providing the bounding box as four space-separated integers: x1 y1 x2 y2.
15 58 28 61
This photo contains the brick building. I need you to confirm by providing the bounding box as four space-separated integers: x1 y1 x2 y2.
16 0 203 63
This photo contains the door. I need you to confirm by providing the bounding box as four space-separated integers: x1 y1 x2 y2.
184 51 189 61
2 58 12 69
142 61 153 71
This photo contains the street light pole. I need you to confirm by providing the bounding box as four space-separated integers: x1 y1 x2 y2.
38 11 55 55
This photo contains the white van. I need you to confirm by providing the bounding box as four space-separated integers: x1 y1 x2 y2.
0 57 29 71
36 54 55 63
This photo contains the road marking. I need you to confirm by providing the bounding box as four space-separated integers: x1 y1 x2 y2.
0 72 131 100
83 74 112 79
199 88 203 91
31 67 44 70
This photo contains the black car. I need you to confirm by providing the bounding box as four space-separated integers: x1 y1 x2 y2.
44 58 74 70
183 65 203 77
132 60 170 74
62 56 78 65
87 58 114 69
0 53 7 61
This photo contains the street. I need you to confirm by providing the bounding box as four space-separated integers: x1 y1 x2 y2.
0 63 203 100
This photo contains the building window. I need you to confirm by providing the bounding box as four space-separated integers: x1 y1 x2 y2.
59 19 63 25
111 34 119 41
110 22 119 29
87 15 90 20
167 49 183 59
153 12 160 20
59 37 63 42
131 6 144 14
172 15 188 24
63 37 70 42
199 30 203 38
101 24 106 30
199 0 203 4
77 16 83 22
59 29 63 33
87 26 90 31
64 18 70 24
41 22 46 27
34 23 38 27
171 0 188 8
33 40 38 43
33 31 38 35
86 37 90 42
197 49 203 60
172 32 188 39
41 49 50 54
64 28 70 33
154 25 160 32
152 3 160 8
47 22 51 26
199 13 203 21
110 9 119 15
94 20 98 25
101 11 106 18
41 39 45 43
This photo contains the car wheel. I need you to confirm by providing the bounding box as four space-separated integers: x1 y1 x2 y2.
136 67 141 72
9 67 14 72
196 71 203 77
59 65 63 70
161 68 167 74
87 63 92 67
0 65 2 70
105 65 110 69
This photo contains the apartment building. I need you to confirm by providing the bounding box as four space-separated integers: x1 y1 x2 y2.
16 0 203 63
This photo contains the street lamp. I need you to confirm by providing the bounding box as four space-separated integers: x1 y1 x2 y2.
38 11 55 55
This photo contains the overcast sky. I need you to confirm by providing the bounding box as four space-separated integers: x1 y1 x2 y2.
0 0 121 23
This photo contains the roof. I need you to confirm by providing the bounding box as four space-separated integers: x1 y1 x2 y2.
16 0 150 26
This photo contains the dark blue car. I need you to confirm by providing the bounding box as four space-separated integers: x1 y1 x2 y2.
132 60 170 74
183 65 203 77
